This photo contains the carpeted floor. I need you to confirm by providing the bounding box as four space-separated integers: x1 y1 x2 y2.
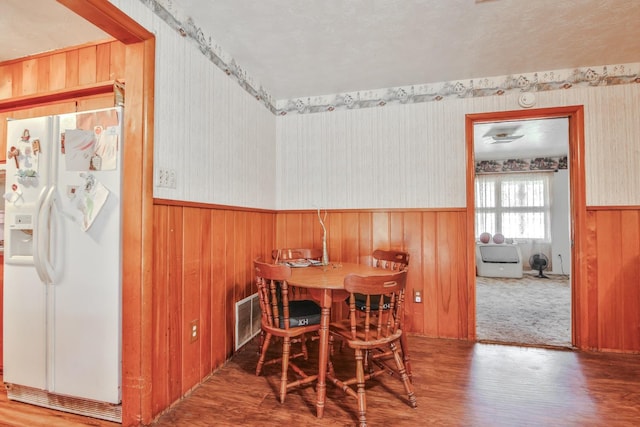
476 272 572 348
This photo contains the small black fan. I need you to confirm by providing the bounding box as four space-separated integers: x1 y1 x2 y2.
529 253 549 278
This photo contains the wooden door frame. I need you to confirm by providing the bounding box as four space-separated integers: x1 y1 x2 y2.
59 1 155 424
465 106 586 348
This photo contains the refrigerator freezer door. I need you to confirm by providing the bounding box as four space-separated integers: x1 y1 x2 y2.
3 116 52 390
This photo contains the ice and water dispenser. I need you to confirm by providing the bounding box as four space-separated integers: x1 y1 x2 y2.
3 205 39 265
5 212 35 263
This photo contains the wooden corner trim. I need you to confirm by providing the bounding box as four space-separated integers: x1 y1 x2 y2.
57 0 154 44
0 81 118 113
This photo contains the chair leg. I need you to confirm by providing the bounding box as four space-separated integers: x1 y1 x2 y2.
301 333 309 360
256 332 272 376
390 342 417 409
280 337 291 403
257 331 263 354
399 331 412 382
327 335 336 377
355 348 368 427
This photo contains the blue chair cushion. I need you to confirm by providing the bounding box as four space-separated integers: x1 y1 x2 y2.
279 300 321 328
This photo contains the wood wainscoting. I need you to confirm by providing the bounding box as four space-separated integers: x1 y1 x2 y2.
151 201 277 418
150 203 470 419
275 209 470 339
150 201 640 420
583 206 640 352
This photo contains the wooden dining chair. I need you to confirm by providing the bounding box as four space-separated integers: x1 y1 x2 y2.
253 259 322 403
353 250 410 308
272 247 323 264
272 248 323 300
349 249 413 380
328 270 417 426
370 249 412 380
372 249 409 270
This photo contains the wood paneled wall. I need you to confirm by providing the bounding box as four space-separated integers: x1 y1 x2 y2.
0 40 124 100
275 209 470 338
151 202 276 418
149 204 470 417
582 207 640 352
150 202 640 419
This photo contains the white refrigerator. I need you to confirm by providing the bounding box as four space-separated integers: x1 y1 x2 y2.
3 107 123 422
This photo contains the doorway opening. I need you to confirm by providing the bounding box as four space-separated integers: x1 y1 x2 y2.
474 117 571 346
465 106 587 349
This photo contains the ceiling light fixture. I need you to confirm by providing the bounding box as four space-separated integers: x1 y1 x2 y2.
488 133 524 144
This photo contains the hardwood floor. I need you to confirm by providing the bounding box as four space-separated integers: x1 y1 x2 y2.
2 336 639 426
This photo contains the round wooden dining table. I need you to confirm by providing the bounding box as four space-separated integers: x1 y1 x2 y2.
288 262 392 418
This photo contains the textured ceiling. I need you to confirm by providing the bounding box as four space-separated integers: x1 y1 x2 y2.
1 0 109 63
169 0 640 100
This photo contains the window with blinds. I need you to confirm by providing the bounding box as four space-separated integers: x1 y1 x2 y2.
475 172 552 240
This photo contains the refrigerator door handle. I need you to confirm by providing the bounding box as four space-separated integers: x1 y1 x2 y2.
44 186 61 284
34 185 56 284
33 186 50 284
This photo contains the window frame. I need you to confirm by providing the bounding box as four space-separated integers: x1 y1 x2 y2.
475 172 552 241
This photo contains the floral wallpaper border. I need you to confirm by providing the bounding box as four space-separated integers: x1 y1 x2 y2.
143 1 640 117
277 65 640 116
476 156 568 174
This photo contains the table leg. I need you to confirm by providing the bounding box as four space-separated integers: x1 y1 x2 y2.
315 289 332 418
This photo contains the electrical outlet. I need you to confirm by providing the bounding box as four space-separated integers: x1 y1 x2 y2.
190 319 199 343
157 168 176 189
414 290 422 303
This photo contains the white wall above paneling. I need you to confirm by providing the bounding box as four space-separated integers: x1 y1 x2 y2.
132 2 277 209
277 84 640 210
580 84 640 207
276 103 467 209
